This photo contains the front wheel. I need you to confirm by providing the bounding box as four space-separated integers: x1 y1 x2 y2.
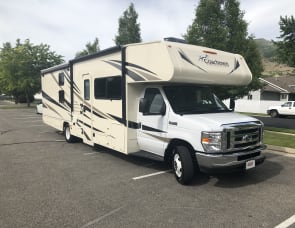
172 145 195 185
270 110 279 118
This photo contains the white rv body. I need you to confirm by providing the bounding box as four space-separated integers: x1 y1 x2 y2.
41 40 265 184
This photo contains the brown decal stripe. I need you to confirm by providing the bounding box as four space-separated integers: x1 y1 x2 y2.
142 125 167 133
83 131 91 141
42 91 69 113
77 119 104 133
93 127 103 133
45 103 63 118
228 59 240 75
108 114 124 124
143 132 170 143
64 70 80 94
104 60 145 81
178 49 207 72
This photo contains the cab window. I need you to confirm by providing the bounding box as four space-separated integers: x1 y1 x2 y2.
143 88 165 115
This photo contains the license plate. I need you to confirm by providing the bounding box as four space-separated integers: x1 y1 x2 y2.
246 160 255 170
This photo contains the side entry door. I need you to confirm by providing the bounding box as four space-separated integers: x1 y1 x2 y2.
137 88 168 156
81 75 93 145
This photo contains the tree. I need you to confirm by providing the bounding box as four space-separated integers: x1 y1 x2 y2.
185 0 263 99
274 15 295 67
75 37 100 58
224 0 248 53
114 3 142 45
185 0 227 50
0 39 64 106
222 0 263 99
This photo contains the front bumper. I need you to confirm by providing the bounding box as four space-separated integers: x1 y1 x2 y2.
195 145 266 173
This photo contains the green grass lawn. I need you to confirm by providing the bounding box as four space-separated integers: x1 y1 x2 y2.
264 126 295 134
264 130 295 149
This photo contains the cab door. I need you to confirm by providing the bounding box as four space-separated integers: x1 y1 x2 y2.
280 101 293 115
285 101 295 115
137 88 168 156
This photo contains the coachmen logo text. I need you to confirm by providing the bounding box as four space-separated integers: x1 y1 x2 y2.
199 54 229 67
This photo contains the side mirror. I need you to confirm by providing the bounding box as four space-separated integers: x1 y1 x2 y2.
229 98 235 111
139 98 146 113
160 104 166 116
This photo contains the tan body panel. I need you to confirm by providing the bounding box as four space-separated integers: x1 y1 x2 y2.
41 41 252 155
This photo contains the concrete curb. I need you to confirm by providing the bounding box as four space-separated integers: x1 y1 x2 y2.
265 130 295 136
266 144 295 154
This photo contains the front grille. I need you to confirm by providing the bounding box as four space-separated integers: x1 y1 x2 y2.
223 122 263 152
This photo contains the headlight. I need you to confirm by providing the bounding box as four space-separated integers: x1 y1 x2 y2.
201 131 222 153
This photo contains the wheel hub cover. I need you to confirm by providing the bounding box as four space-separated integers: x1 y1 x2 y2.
173 154 182 178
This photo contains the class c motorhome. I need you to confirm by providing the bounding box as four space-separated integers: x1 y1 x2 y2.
41 39 266 185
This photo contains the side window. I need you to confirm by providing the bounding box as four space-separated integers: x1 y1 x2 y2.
282 102 291 107
94 76 121 100
94 78 107 99
143 88 165 115
58 72 64 86
59 90 64 103
84 79 90 100
107 77 121 99
293 102 295 107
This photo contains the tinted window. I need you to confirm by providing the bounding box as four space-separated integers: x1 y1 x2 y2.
164 86 229 114
143 88 165 115
94 76 121 100
59 90 64 103
84 79 90 100
282 102 291 107
58 73 64 86
94 78 106 99
107 77 121 99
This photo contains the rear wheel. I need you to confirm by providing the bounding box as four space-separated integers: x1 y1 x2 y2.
270 110 279 118
172 145 195 185
64 124 76 143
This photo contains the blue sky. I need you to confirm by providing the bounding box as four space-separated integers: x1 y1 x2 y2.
0 0 294 60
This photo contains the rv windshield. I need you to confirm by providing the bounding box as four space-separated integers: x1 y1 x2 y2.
163 86 230 115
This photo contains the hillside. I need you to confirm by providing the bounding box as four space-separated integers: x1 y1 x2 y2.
254 38 295 77
262 58 295 77
255 38 277 59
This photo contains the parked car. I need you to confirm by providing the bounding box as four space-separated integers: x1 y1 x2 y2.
267 101 295 118
36 101 43 114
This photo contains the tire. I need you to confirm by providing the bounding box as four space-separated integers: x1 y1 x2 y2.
172 145 195 185
64 124 76 143
270 110 279 118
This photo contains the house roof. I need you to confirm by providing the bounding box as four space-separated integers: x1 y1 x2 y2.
260 76 295 93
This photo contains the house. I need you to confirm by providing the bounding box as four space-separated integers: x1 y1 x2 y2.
259 76 295 101
225 76 295 113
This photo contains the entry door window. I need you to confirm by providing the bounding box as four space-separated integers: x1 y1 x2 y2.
84 79 90 100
